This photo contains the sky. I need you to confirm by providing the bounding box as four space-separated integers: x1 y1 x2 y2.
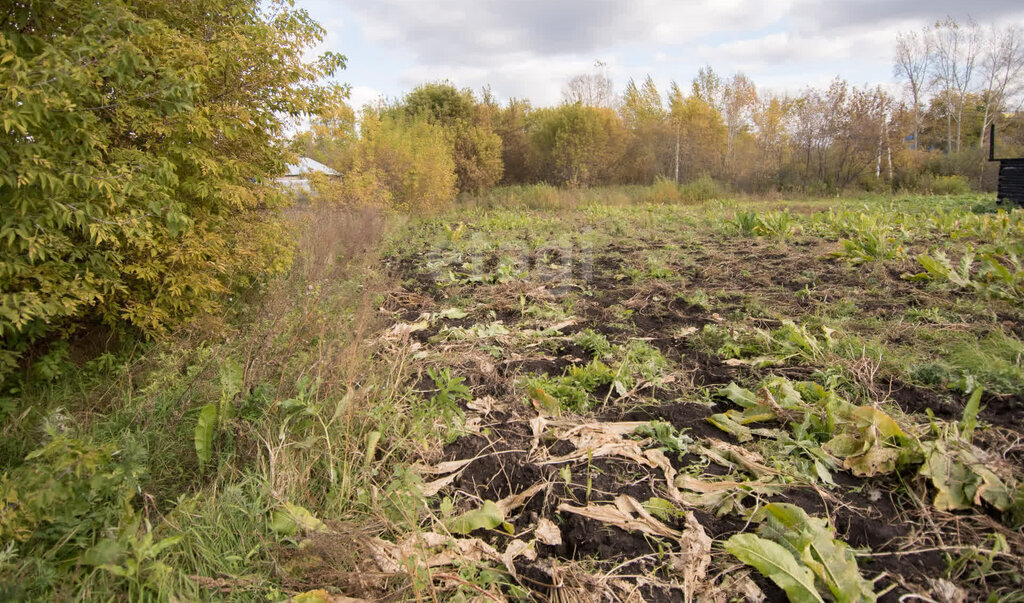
295 0 1024 110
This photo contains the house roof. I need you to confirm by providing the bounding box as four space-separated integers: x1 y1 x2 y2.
283 157 339 176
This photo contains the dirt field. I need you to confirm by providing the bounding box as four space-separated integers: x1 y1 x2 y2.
339 195 1024 602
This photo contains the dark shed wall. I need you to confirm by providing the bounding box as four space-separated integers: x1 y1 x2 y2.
998 159 1024 207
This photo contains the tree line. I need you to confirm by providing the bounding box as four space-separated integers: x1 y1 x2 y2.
299 18 1024 207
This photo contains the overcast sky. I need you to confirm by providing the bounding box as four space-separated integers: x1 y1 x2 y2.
296 0 1024 110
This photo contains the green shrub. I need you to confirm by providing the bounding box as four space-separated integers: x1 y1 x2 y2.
678 174 722 202
338 113 458 211
0 435 141 554
646 177 681 203
0 0 344 378
927 174 971 195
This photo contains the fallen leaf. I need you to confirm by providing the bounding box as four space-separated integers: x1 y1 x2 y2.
535 518 562 546
384 321 429 339
367 532 503 573
501 539 536 577
497 482 546 516
557 495 681 540
467 396 497 414
929 578 967 603
416 457 475 497
672 512 712 603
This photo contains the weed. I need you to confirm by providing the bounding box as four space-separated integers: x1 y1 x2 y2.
428 367 472 409
574 329 613 359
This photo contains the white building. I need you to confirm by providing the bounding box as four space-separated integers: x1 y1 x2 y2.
277 157 339 192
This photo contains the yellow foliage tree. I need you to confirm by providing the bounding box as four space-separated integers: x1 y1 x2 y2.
0 0 345 377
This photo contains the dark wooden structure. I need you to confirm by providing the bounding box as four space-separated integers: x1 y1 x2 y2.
990 124 1024 207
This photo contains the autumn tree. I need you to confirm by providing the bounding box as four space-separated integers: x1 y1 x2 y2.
722 72 758 168
978 25 1024 147
668 84 726 184
894 27 933 150
0 0 345 376
931 17 981 152
529 104 624 186
396 83 503 192
495 99 535 183
691 65 725 112
620 76 671 183
294 102 358 172
750 94 793 189
339 111 457 210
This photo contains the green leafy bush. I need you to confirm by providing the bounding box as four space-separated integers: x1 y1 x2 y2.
678 173 722 202
0 0 345 378
0 435 141 558
337 113 458 211
927 174 971 195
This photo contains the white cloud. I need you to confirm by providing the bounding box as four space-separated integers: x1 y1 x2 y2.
341 0 795 64
696 27 898 71
347 85 385 111
299 0 1024 106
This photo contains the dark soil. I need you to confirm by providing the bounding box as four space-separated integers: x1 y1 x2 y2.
380 227 1023 601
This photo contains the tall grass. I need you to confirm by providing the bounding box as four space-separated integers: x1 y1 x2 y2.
0 203 455 600
461 176 727 210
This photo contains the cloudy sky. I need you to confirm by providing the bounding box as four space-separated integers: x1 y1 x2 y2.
296 0 1024 109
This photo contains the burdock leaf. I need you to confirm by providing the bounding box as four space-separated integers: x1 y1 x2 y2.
447 500 505 535
850 406 905 440
959 387 983 443
725 533 824 603
720 382 759 408
708 412 754 442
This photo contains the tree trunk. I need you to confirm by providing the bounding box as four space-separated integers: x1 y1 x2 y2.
912 102 919 151
980 104 991 149
674 123 680 184
946 108 953 153
956 104 963 153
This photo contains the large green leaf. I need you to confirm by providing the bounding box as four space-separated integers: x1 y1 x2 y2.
194 403 218 469
918 443 974 510
707 412 754 442
849 406 905 440
219 358 243 423
958 387 983 443
725 533 824 603
720 382 759 408
446 500 505 535
756 503 876 602
270 502 328 536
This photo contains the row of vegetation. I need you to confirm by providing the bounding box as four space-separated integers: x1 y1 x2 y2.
297 18 1024 210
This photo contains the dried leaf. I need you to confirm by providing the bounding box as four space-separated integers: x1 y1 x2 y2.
385 320 429 339
535 518 562 546
557 495 681 540
417 457 475 497
496 482 546 516
673 512 712 603
467 396 497 414
367 532 503 573
501 538 536 577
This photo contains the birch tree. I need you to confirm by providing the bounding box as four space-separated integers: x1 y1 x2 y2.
893 27 932 150
563 61 614 108
931 17 981 152
979 25 1024 147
